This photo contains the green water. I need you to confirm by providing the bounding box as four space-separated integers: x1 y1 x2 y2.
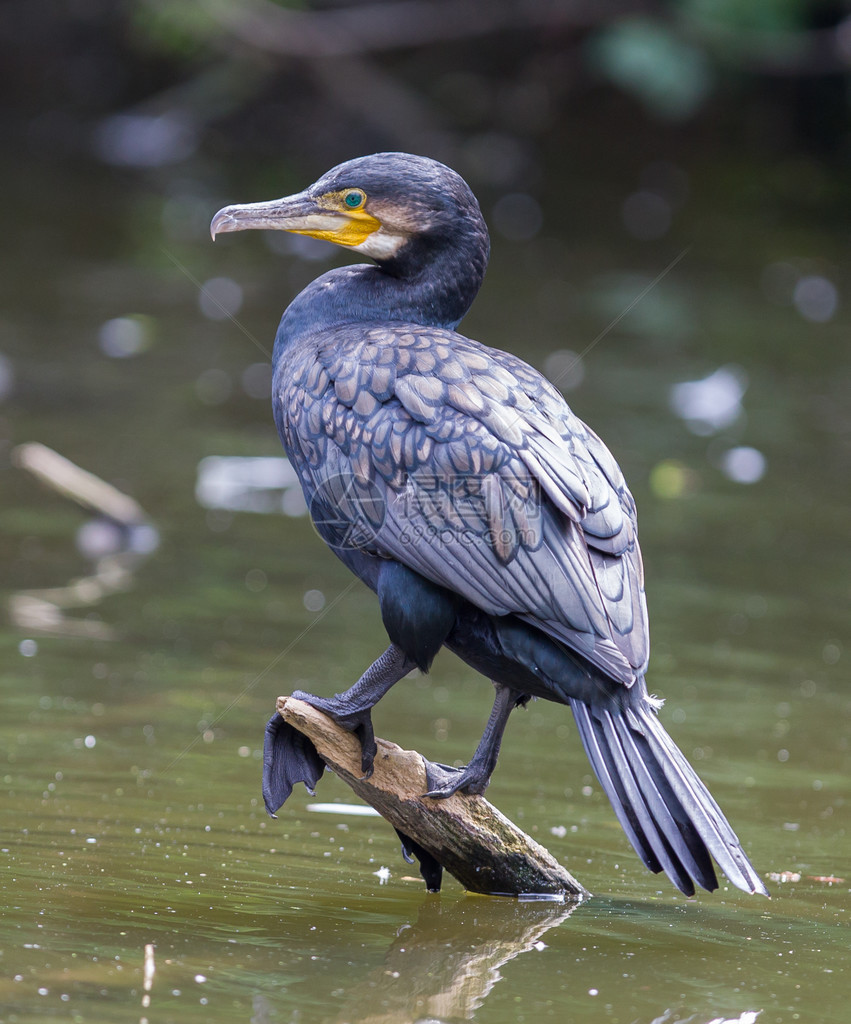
1 155 848 1023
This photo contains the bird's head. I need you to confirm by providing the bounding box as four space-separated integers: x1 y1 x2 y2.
210 152 486 268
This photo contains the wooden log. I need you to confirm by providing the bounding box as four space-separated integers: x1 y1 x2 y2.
276 695 588 900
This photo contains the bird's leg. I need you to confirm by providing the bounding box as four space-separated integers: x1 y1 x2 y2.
425 683 528 798
394 828 444 892
292 643 416 777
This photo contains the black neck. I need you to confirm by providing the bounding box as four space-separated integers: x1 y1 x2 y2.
274 221 490 358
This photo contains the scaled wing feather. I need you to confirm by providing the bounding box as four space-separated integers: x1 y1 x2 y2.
278 323 649 684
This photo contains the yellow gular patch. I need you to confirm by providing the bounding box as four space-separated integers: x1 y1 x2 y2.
291 191 381 248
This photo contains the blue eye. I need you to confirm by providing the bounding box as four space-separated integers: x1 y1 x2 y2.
344 190 364 209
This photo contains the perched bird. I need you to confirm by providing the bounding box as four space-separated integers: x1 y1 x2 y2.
211 153 767 897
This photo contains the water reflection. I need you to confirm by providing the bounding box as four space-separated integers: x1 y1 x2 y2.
195 455 306 516
326 896 575 1024
8 443 159 639
648 1013 760 1024
3 143 850 1024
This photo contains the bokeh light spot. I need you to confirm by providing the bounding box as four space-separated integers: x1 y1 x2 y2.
720 446 766 484
793 275 838 323
98 316 151 359
649 459 691 499
199 277 244 321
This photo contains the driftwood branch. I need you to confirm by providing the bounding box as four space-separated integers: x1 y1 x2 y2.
277 696 587 899
12 442 148 525
9 442 156 639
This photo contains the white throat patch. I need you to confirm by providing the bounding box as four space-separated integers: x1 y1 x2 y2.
351 226 408 260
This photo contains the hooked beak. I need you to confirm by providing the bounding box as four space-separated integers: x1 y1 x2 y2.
210 191 381 249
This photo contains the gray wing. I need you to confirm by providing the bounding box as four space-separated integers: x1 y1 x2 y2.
279 323 648 685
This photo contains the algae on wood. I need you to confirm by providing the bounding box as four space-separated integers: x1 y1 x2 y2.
276 695 587 899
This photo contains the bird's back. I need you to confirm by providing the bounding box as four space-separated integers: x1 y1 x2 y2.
273 317 649 687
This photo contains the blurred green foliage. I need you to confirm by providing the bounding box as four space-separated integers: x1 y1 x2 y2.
588 18 714 120
682 0 808 32
130 1 224 59
2 0 850 170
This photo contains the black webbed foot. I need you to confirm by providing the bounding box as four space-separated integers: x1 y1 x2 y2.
394 828 443 892
423 760 492 799
262 712 326 817
291 689 377 778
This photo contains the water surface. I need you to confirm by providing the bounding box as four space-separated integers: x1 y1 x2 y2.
1 154 849 1023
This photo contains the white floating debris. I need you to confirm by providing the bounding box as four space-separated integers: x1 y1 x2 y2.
306 803 381 817
518 892 565 903
374 866 391 884
767 871 800 883
195 456 301 514
706 1012 761 1024
143 942 156 1007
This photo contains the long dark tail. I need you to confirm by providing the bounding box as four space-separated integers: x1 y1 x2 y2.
570 696 768 897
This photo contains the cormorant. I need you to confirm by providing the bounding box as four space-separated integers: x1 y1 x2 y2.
211 153 767 897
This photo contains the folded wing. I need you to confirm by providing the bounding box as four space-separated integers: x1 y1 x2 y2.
277 323 649 685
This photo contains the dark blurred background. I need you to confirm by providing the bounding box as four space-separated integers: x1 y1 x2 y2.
3 0 850 557
2 0 849 638
4 0 851 368
5 0 851 220
2 0 849 668
7 0 851 167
